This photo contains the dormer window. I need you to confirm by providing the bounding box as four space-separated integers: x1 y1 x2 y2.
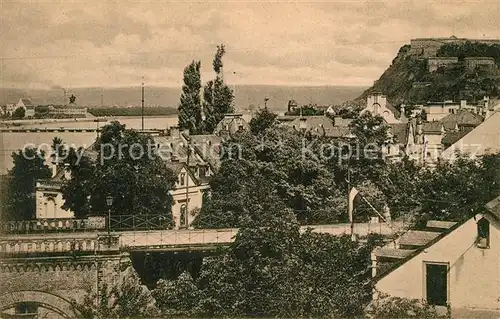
477 217 490 249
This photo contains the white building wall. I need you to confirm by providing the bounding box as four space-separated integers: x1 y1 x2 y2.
169 167 206 229
35 190 74 219
376 216 500 311
362 94 400 124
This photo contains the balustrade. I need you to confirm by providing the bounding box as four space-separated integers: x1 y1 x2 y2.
0 237 97 254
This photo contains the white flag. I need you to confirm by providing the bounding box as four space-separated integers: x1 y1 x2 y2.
348 187 359 223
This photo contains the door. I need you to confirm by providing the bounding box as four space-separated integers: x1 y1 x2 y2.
425 263 448 306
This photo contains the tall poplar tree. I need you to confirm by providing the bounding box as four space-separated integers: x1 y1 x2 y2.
203 45 234 134
178 61 203 134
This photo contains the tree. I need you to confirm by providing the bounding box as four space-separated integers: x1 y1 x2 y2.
194 127 346 228
69 94 76 104
249 108 278 135
7 148 51 220
11 107 25 119
74 267 159 318
192 215 380 317
153 271 200 317
203 44 234 133
62 121 177 219
51 137 67 166
178 61 203 134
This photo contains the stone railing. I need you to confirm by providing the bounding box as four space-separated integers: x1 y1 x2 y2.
1 217 106 234
0 237 98 254
0 234 120 255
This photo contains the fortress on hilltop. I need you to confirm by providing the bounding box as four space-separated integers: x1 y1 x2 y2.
410 36 500 57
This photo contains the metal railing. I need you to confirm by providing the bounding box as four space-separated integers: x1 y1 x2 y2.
109 214 172 231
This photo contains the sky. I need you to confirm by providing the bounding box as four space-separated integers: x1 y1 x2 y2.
1 0 500 89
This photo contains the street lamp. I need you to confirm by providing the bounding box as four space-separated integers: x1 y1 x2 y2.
106 195 113 245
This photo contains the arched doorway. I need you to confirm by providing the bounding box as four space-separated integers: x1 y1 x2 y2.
0 291 81 318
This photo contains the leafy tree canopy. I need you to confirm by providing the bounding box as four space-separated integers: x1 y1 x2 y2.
6 148 51 220
62 122 177 220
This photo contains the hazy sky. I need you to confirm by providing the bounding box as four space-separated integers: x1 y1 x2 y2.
1 0 500 89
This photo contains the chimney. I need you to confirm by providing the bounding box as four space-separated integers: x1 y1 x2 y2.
64 163 71 180
485 108 491 119
182 129 190 137
170 126 180 138
400 105 406 117
460 100 467 109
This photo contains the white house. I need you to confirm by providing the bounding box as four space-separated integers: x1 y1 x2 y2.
35 163 74 219
16 98 35 117
360 93 407 124
373 196 500 317
441 110 500 162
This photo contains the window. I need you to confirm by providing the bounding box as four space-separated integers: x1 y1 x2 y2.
238 125 244 131
179 173 186 186
15 302 38 315
180 204 187 228
477 217 490 248
199 166 206 177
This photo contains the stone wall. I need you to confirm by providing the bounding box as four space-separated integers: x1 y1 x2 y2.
0 251 131 317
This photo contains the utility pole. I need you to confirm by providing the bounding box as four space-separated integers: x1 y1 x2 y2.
185 142 191 228
101 89 103 108
141 82 145 131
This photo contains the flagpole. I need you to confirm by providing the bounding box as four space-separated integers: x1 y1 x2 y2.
359 195 394 230
348 168 355 241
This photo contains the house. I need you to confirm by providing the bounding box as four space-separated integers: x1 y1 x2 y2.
419 122 446 166
213 113 250 137
360 92 407 124
441 110 500 161
427 57 459 72
5 104 16 116
35 163 74 219
167 161 209 229
464 57 496 72
35 146 99 219
385 121 419 162
34 127 223 229
372 197 500 316
16 98 35 117
440 109 484 150
424 98 489 122
440 109 484 133
286 115 347 138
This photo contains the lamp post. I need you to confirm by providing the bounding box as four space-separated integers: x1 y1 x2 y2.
106 195 113 246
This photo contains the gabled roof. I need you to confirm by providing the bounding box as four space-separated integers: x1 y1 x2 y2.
19 98 34 107
422 122 444 134
485 195 500 220
188 134 223 170
388 123 410 145
441 110 500 159
398 230 441 247
441 131 468 147
287 116 335 131
374 219 465 281
440 109 483 128
324 127 352 138
153 135 205 166
386 102 401 119
166 161 200 187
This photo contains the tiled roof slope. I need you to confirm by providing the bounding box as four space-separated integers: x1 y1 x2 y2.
441 110 500 159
